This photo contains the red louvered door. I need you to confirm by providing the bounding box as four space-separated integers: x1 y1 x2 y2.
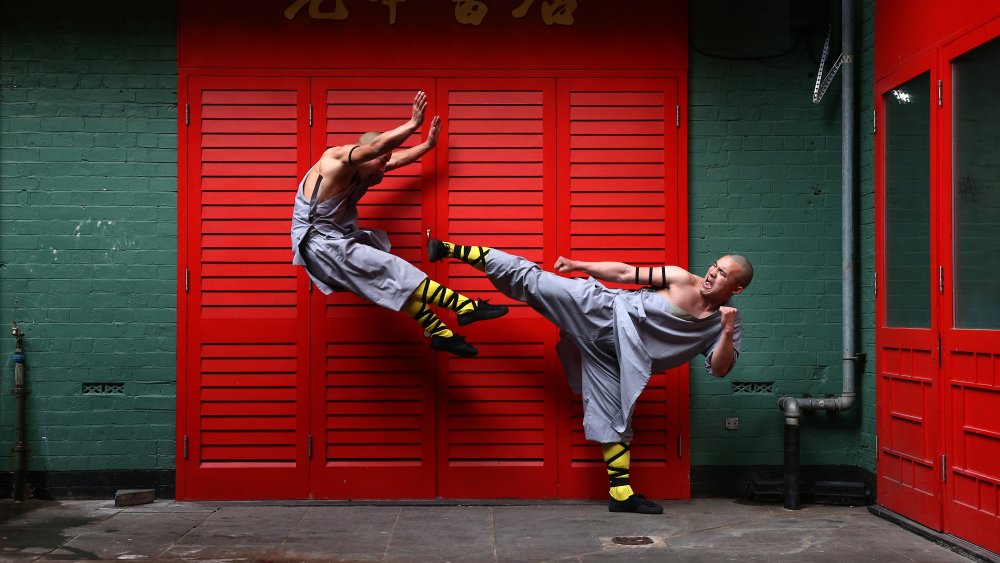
556 78 687 499
434 79 561 498
180 77 312 499
309 79 439 498
181 75 688 500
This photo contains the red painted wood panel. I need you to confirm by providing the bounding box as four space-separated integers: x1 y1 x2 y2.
178 0 687 73
180 77 312 500
938 20 1000 553
180 74 688 500
308 79 438 499
556 78 686 500
434 78 559 498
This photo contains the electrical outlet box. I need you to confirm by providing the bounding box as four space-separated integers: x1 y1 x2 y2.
725 418 740 430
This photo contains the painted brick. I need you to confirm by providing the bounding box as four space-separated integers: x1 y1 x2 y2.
1 0 177 473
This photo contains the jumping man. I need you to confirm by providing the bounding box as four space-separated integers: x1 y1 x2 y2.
291 92 508 357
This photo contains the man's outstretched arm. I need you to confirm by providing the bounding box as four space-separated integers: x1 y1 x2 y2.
339 91 429 166
386 115 440 171
553 256 691 287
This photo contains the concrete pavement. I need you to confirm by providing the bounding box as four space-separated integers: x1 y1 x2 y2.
0 498 990 562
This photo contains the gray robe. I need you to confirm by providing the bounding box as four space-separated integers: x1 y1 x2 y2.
485 249 742 443
290 172 427 311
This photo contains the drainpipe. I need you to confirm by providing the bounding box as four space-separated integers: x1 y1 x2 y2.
11 321 29 501
777 0 858 510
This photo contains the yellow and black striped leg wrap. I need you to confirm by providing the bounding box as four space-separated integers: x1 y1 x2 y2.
411 277 477 315
602 442 635 502
443 242 490 273
403 292 453 338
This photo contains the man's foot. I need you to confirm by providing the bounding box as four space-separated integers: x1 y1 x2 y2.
430 333 478 357
427 239 448 263
608 494 663 515
457 299 509 326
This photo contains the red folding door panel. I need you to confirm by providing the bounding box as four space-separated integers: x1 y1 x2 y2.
940 21 1000 552
180 77 312 499
874 63 943 528
434 79 561 498
555 78 687 499
308 79 439 499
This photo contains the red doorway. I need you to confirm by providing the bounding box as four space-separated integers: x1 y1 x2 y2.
875 12 1000 552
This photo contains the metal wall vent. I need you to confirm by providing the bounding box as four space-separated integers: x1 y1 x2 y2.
82 382 125 395
731 381 775 394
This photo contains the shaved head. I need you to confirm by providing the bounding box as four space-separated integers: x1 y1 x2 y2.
358 131 380 145
727 254 753 288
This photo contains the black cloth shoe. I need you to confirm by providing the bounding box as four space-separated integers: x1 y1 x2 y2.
608 494 664 515
427 239 448 263
457 299 509 326
430 334 478 357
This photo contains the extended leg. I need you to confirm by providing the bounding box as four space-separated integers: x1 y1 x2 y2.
428 240 489 272
602 442 663 515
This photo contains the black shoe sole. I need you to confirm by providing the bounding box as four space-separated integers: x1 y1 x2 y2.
457 303 509 327
608 496 664 514
429 335 478 357
427 239 448 263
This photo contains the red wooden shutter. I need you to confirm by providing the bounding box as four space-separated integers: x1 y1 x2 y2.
308 79 439 498
180 77 312 499
435 79 560 498
556 78 688 499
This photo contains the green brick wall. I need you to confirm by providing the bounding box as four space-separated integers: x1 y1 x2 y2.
687 0 876 471
0 1 178 473
1 0 877 483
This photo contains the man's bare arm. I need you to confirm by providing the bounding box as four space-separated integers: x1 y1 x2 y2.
553 257 691 287
339 90 429 166
709 306 738 376
386 115 440 171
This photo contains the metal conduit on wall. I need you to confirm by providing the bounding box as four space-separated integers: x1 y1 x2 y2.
777 0 859 510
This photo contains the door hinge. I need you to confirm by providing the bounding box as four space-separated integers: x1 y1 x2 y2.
309 103 313 127
183 435 189 459
939 265 944 293
937 79 943 107
307 434 313 459
874 271 877 298
185 103 189 126
875 435 879 458
677 435 683 458
941 454 947 482
872 109 876 135
185 268 189 293
676 105 680 128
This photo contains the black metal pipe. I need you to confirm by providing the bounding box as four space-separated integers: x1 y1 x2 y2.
11 321 28 501
784 415 800 510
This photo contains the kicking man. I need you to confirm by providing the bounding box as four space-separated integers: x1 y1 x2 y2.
428 239 751 513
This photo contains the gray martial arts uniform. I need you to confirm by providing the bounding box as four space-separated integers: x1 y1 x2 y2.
291 172 427 311
484 249 742 443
